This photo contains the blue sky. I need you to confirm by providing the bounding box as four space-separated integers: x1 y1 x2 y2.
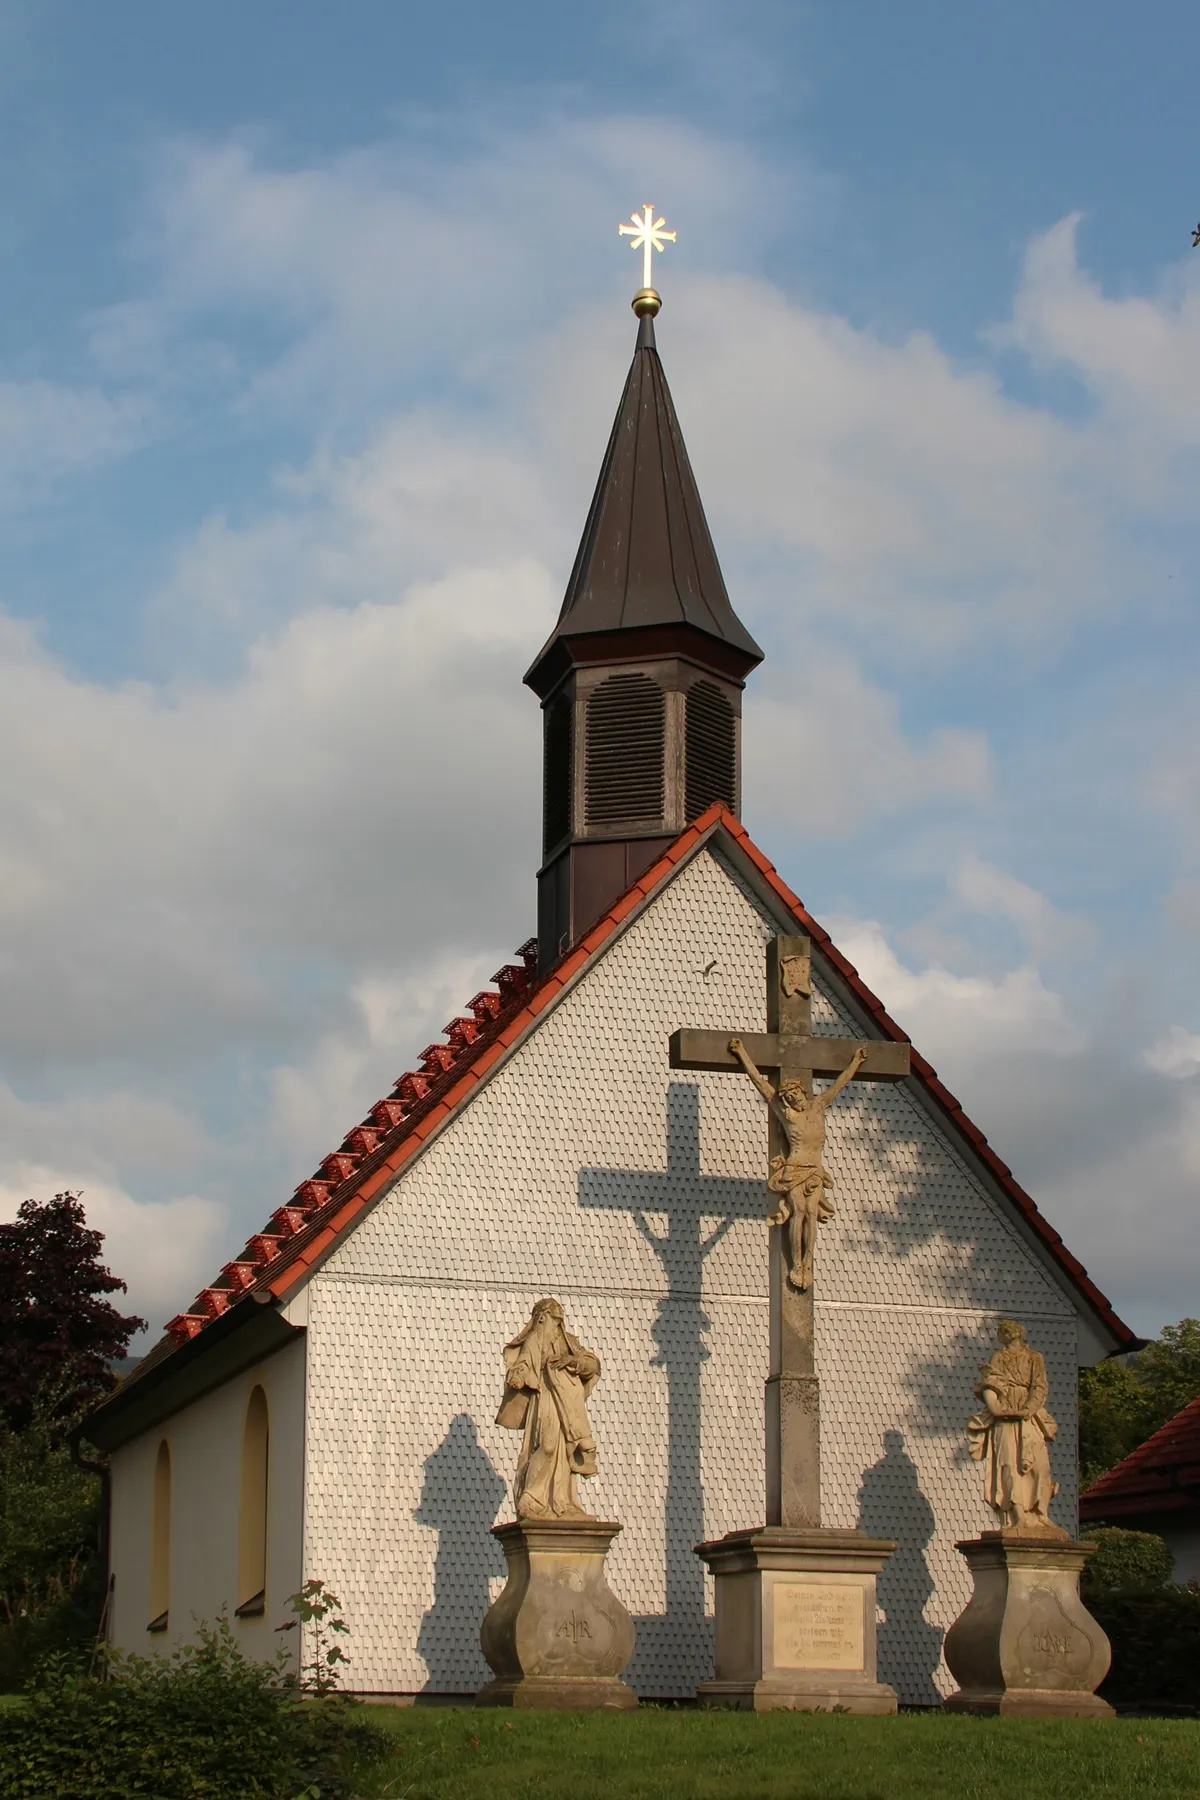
1 0 1199 1340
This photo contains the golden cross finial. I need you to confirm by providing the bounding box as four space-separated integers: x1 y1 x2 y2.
618 204 676 292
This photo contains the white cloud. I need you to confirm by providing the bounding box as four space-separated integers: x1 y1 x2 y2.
744 655 990 839
0 455 549 1069
0 379 150 509
0 1080 205 1176
1004 213 1200 448
824 914 1200 1328
106 126 1180 663
96 120 789 421
1144 1027 1200 1080
951 854 1096 961
266 952 497 1177
827 918 1084 1063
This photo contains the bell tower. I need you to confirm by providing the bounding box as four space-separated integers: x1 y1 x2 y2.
525 242 763 973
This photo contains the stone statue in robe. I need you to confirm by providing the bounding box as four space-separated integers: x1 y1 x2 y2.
495 1298 601 1520
967 1320 1066 1536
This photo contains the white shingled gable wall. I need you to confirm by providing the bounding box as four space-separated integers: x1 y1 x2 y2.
302 843 1081 1704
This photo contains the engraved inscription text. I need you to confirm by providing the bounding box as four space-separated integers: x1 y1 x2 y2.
773 1582 864 1672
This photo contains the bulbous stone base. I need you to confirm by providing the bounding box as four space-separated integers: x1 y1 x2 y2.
476 1519 637 1710
694 1528 898 1713
942 1532 1114 1718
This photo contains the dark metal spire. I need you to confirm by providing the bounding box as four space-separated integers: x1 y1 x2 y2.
524 301 763 697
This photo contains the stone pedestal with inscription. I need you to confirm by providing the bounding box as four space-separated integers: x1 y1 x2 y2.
942 1533 1113 1717
694 1529 898 1713
476 1519 637 1710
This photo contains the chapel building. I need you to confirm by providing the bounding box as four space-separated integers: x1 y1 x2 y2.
86 287 1133 1705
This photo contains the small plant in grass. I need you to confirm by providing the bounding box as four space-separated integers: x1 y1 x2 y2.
278 1577 352 1694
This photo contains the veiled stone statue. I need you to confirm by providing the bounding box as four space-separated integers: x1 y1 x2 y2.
496 1298 601 1520
944 1318 1112 1715
967 1319 1066 1536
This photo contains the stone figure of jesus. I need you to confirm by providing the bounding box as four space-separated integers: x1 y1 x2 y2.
967 1319 1065 1536
496 1298 601 1520
728 1035 868 1292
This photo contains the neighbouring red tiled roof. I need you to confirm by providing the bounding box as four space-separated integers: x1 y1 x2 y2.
124 804 1134 1391
1081 1393 1200 1522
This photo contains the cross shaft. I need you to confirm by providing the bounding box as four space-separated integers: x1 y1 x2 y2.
669 934 910 1529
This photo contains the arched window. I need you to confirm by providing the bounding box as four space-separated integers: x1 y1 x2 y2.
236 1385 270 1616
585 673 665 826
148 1439 171 1631
685 680 736 820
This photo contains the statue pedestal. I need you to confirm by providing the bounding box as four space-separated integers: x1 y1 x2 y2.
476 1519 637 1710
942 1532 1114 1717
694 1529 898 1713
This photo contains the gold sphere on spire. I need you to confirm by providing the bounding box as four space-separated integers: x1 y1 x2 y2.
632 287 662 319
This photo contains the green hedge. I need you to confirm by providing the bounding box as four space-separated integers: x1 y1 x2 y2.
1081 1527 1176 1595
1089 1587 1200 1710
0 1618 387 1799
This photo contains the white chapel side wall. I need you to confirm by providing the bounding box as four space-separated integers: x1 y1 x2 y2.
304 846 1088 1705
107 1335 306 1662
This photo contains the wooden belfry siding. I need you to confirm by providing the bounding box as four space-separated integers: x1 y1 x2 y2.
542 693 573 854
585 673 666 825
685 680 736 820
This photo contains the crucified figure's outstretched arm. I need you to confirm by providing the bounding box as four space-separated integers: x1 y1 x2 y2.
814 1044 868 1109
728 1038 780 1112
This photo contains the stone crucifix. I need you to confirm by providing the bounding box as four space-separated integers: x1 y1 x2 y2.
669 935 910 1528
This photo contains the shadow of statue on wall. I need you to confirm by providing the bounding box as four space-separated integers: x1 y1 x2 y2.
580 1082 765 1694
857 1428 944 1704
414 1412 507 1694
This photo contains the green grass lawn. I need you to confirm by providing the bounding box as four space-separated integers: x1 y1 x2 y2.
351 1707 1200 1800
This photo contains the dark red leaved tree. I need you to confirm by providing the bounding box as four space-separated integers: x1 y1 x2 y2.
0 1192 145 1430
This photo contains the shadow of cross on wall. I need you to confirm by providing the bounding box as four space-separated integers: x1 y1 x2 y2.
579 1081 765 1693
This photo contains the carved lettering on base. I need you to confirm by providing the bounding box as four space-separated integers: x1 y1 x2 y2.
772 1582 864 1672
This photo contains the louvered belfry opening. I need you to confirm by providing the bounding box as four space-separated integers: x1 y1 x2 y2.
586 673 666 826
542 692 573 855
685 679 736 821
526 300 763 972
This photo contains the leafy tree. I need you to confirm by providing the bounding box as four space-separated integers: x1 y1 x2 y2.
1080 1316 1200 1489
1138 1317 1200 1428
1079 1356 1154 1490
0 1193 144 1430
0 1380 103 1690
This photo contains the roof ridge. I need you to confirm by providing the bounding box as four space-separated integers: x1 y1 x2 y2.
121 803 1132 1398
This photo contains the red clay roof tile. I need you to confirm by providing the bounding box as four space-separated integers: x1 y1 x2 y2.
134 804 1135 1381
1081 1393 1200 1521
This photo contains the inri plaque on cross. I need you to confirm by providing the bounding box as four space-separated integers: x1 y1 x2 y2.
669 935 910 1529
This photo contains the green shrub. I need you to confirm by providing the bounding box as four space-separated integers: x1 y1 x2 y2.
1081 1527 1175 1594
0 1616 387 1799
0 1558 106 1694
1089 1586 1200 1710
0 1382 106 1690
